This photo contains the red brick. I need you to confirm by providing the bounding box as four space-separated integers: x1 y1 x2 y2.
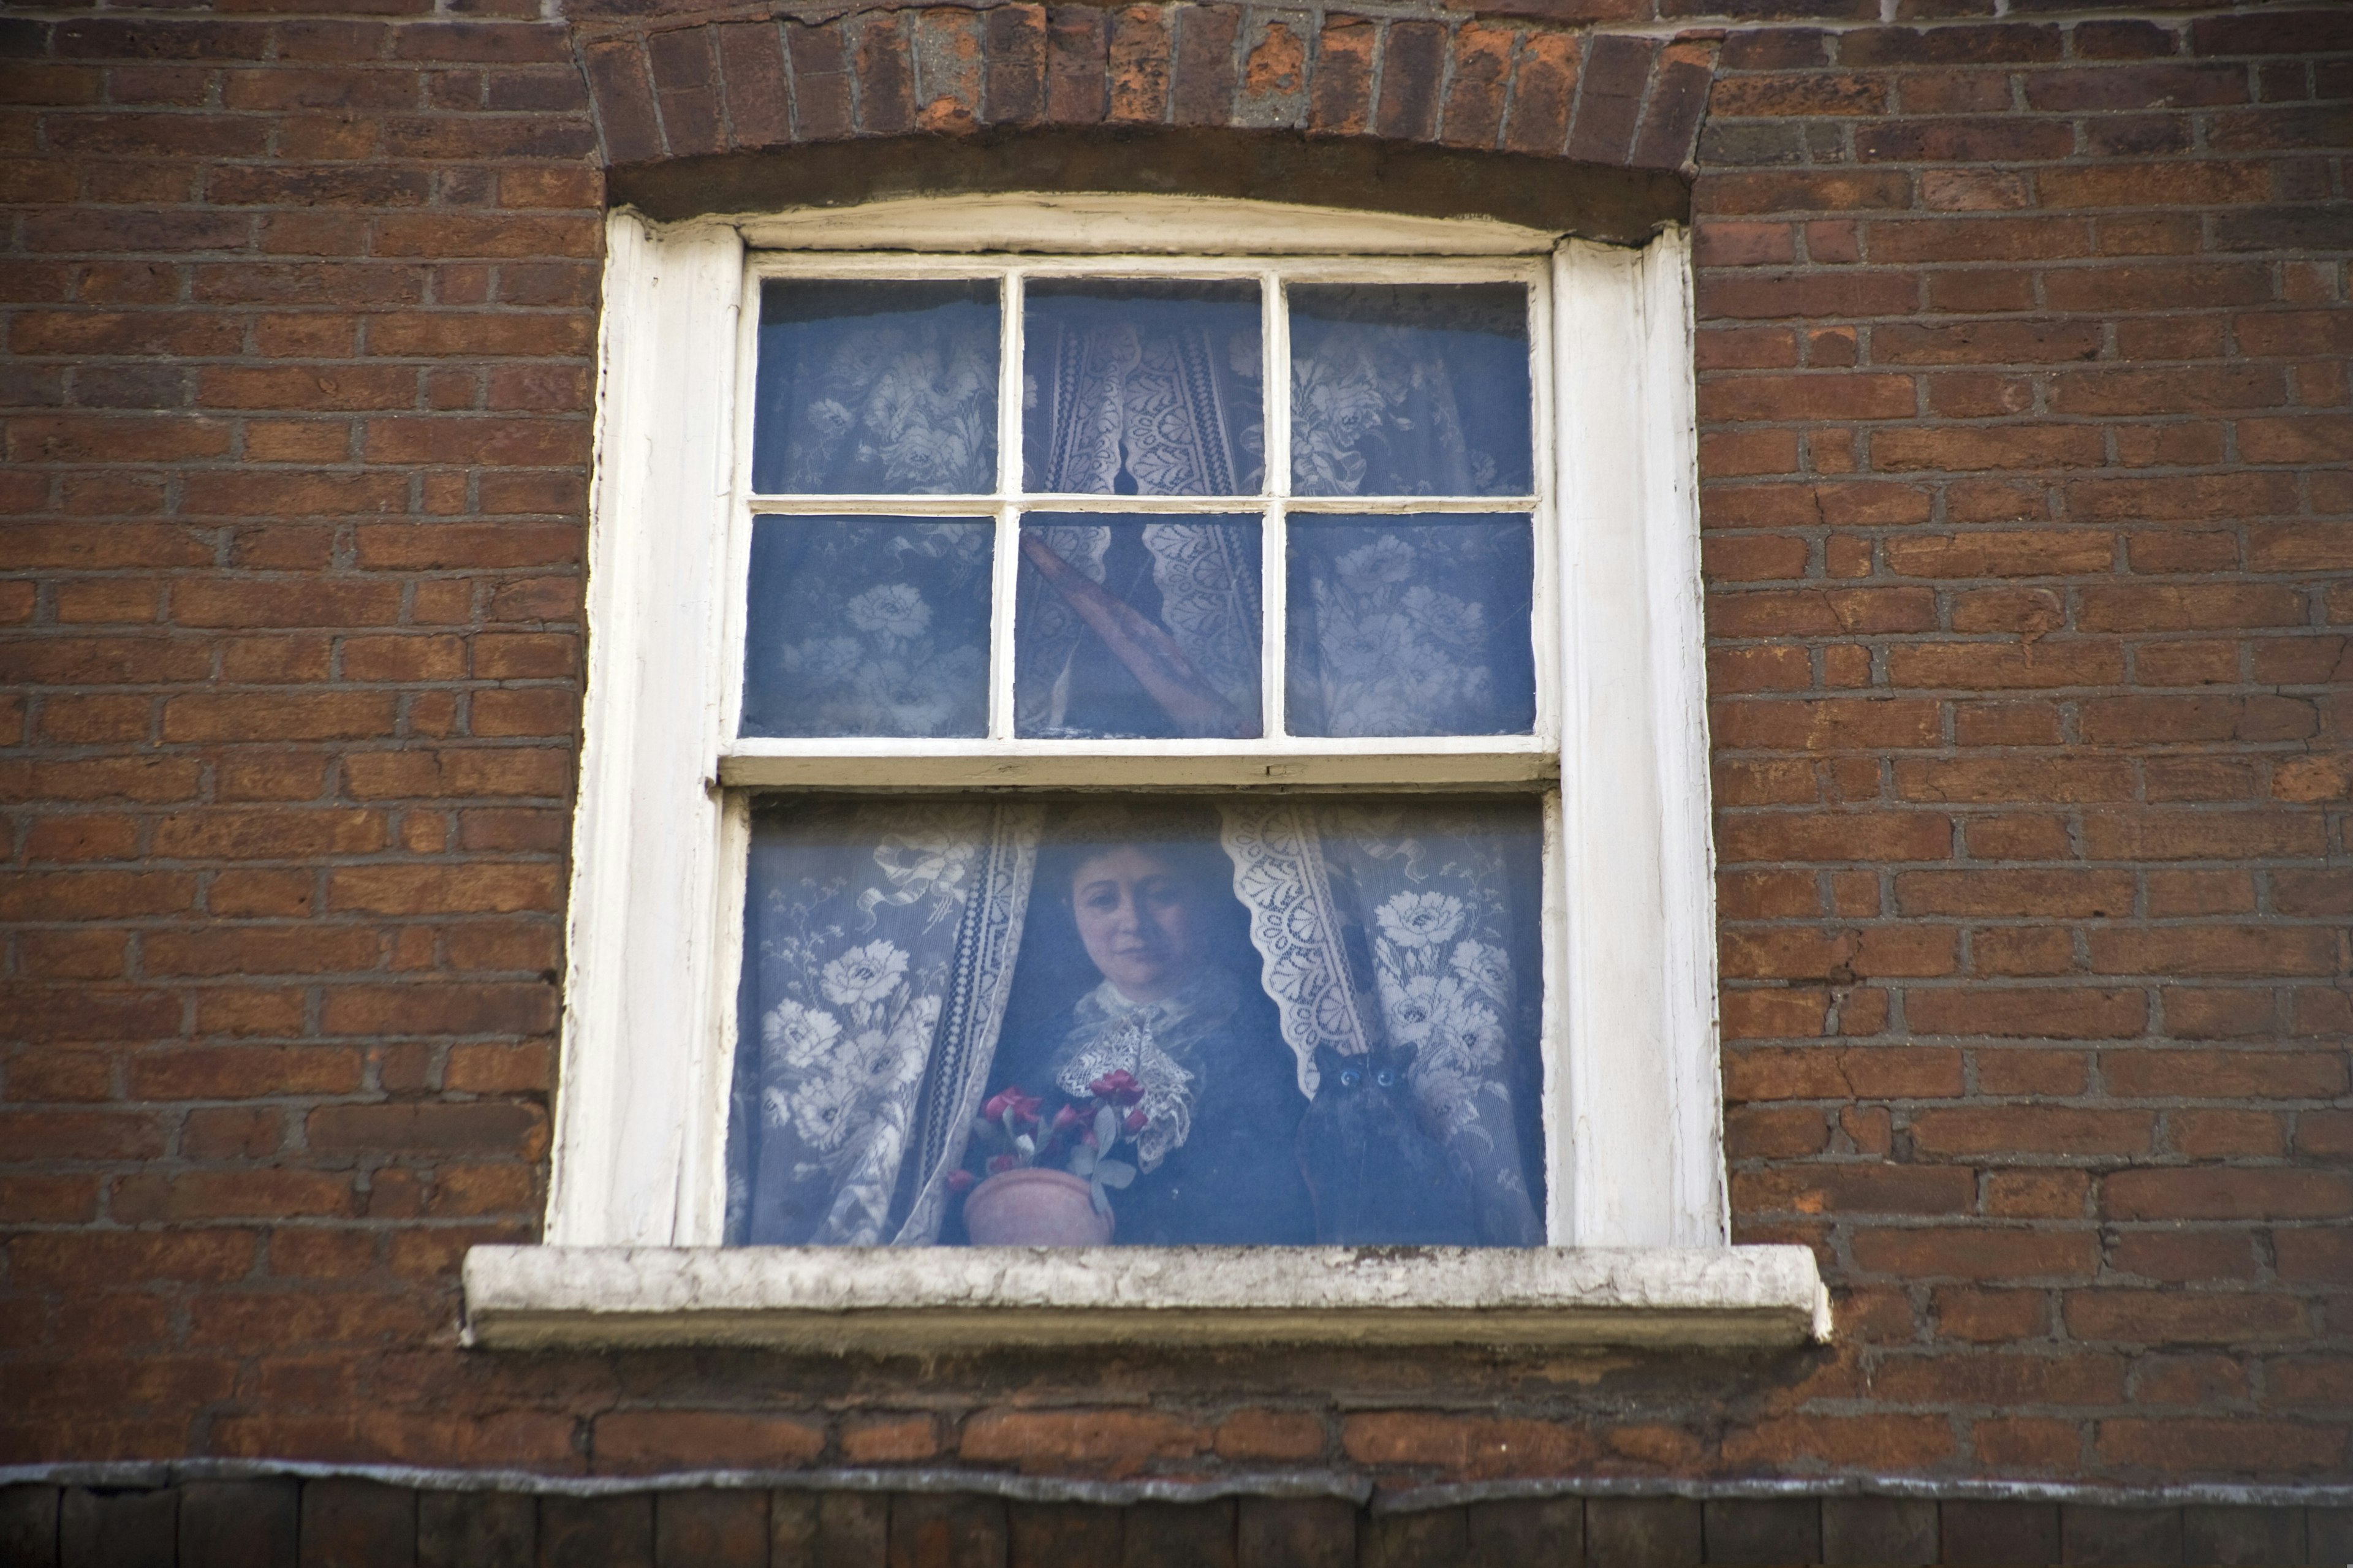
1933 1287 2046 1343
2110 1230 2262 1283
1909 1107 2153 1157
306 1101 546 1157
1342 1412 1594 1477
2095 1418 2346 1475
7 1229 258 1286
1722 1414 1953 1469
960 1410 1209 1475
112 1168 357 1223
1735 1164 1977 1216
128 1045 365 1098
1437 23 1513 150
1852 1228 2099 1282
1875 1352 2124 1404
595 1411 825 1471
2103 1167 2353 1222
1906 990 2148 1040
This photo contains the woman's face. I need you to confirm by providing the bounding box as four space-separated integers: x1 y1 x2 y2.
1070 845 1204 1003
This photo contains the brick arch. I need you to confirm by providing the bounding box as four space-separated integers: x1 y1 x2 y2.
569 4 1722 202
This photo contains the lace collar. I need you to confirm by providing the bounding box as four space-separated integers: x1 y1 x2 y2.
1055 965 1243 1172
1072 964 1243 1042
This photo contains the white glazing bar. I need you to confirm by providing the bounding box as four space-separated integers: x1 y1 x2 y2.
749 252 1545 284
1525 265 1562 748
1538 784 1567 1244
991 268 1024 739
739 493 1540 515
1265 269 1290 495
743 494 1006 515
719 260 765 747
1263 270 1289 738
1271 496 1537 513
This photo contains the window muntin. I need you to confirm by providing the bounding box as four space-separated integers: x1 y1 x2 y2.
723 254 1555 767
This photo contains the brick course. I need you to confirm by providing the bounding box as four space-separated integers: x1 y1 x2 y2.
2 0 2349 1505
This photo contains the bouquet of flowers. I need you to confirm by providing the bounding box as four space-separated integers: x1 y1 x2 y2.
954 1070 1148 1218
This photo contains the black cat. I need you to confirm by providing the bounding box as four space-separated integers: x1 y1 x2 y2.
1294 1045 1477 1246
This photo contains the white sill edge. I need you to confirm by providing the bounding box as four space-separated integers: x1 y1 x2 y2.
461 1244 1830 1352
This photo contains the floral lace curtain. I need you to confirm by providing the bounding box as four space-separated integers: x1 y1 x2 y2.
752 281 999 496
747 286 1533 744
741 517 995 740
1219 798 1545 1246
729 799 1041 1245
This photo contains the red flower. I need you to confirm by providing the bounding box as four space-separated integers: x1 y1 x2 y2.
1088 1070 1144 1106
983 1088 1043 1126
1051 1104 1087 1134
986 1154 1017 1175
1124 1108 1149 1134
947 1168 977 1193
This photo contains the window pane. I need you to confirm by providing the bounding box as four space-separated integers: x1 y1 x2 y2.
1023 280 1264 496
752 280 999 494
1288 284 1532 497
727 794 1545 1247
1015 514 1262 740
740 516 993 738
1286 515 1536 738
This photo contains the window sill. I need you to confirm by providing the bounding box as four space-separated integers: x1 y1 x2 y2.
461 1244 1828 1352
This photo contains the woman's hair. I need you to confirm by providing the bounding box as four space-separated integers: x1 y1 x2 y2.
1044 801 1231 903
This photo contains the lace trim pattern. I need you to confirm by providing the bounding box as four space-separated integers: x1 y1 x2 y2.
893 803 1043 1243
1216 798 1375 1098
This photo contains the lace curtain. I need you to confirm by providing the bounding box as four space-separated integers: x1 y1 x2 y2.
729 799 1041 1246
731 797 1544 1247
1219 798 1545 1245
746 285 1534 743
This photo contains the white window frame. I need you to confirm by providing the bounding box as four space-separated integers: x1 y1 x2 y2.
463 195 1826 1352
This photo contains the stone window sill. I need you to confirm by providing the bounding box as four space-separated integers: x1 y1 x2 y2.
461 1244 1828 1352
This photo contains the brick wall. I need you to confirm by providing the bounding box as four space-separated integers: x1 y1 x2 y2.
2 0 2348 1512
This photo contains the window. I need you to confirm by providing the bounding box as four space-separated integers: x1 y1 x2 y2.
466 195 1825 1349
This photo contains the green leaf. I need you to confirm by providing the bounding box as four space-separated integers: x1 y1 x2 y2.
1094 1105 1118 1151
1095 1159 1135 1189
1069 1146 1097 1177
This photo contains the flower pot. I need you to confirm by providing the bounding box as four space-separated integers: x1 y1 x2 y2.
963 1168 1113 1246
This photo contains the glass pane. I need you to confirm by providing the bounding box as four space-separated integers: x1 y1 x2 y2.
752 280 999 494
1288 283 1533 497
1286 515 1536 738
1015 514 1262 740
727 793 1545 1247
740 516 992 739
1023 280 1263 496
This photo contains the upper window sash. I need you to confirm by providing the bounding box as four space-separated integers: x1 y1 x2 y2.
719 251 1559 773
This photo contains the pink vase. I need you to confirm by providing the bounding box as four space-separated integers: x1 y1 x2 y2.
963 1168 1115 1246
